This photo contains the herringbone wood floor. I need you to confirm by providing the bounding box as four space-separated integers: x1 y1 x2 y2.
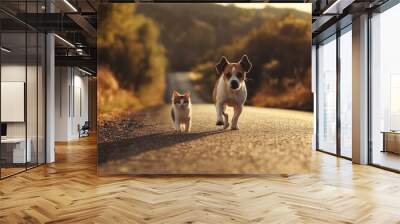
1 136 400 223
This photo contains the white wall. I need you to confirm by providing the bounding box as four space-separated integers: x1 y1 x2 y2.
55 66 70 141
72 72 89 138
55 67 89 141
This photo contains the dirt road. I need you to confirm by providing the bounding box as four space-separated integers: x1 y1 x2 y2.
98 72 313 174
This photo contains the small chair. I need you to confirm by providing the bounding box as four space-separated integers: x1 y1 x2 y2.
79 121 90 138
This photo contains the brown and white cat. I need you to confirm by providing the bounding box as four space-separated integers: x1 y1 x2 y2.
171 90 192 133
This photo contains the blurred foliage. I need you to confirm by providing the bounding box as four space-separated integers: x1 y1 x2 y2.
98 4 167 114
98 66 142 115
99 3 312 112
136 4 309 72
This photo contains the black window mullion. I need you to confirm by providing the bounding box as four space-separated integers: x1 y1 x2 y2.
44 30 47 164
36 0 39 167
24 0 28 171
73 68 75 118
367 11 373 165
336 30 341 157
43 0 48 165
316 44 319 151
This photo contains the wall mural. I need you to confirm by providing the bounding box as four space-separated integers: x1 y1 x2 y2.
97 3 313 175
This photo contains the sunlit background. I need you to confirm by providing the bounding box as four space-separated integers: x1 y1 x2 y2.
217 3 311 13
98 3 312 115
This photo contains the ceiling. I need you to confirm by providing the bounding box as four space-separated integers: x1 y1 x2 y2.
0 0 393 73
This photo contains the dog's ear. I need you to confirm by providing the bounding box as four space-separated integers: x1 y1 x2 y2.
239 55 252 73
216 56 229 74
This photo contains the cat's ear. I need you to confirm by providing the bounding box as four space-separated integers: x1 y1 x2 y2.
172 90 180 98
184 91 190 97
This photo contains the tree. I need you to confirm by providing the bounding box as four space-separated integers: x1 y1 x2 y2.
98 4 167 106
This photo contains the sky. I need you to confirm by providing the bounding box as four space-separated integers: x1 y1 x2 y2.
217 3 311 13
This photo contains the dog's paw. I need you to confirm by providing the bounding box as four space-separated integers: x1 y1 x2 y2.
231 126 239 130
216 121 224 126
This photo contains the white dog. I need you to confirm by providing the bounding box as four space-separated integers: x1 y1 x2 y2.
213 55 252 130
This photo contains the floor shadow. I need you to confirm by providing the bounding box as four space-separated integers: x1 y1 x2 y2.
98 129 225 164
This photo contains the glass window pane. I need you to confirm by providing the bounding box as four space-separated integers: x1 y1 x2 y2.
1 31 27 177
340 28 352 158
317 36 337 154
1 1 46 179
38 33 45 165
27 31 38 169
371 4 400 171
